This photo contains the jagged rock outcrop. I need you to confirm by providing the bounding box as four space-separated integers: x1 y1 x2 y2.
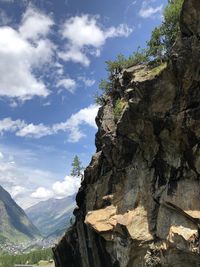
53 0 200 266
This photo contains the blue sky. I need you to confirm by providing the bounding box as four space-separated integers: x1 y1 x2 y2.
0 0 167 208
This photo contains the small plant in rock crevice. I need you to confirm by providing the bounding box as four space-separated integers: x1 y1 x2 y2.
113 99 127 122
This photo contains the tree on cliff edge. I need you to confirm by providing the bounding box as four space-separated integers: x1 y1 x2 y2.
71 155 83 177
147 0 184 60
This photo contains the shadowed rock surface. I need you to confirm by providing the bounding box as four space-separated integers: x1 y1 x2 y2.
53 0 200 266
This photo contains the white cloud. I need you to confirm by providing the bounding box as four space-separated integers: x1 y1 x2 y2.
16 123 52 138
78 77 96 87
0 9 133 100
139 1 163 18
0 147 59 208
62 15 105 48
19 8 53 41
67 104 98 128
56 78 77 93
53 104 99 142
0 117 25 134
0 7 54 101
0 118 51 138
105 24 133 38
59 45 91 67
0 104 99 142
31 175 81 200
31 187 53 199
0 145 83 208
52 175 81 198
0 152 4 159
10 185 26 198
59 14 133 66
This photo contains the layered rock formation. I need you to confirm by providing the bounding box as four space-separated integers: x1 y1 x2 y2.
53 0 200 266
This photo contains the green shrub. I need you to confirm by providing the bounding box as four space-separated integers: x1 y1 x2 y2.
106 54 126 75
123 49 149 68
106 49 148 74
162 0 184 53
147 0 184 60
99 79 112 93
94 93 105 106
94 79 112 105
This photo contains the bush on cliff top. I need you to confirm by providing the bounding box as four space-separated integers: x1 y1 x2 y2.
95 0 184 104
147 0 184 61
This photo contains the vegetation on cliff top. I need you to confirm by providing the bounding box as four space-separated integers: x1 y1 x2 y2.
95 0 184 104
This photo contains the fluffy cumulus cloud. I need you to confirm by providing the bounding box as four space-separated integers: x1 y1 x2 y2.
16 123 52 138
19 8 53 41
0 8 134 101
53 175 81 197
31 175 81 200
59 15 133 66
139 1 163 19
0 7 54 101
0 117 52 138
31 187 53 199
53 104 99 142
0 104 99 142
0 145 82 207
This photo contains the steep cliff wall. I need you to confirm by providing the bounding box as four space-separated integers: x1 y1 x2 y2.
53 0 200 266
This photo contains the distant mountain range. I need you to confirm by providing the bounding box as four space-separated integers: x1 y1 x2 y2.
0 185 41 244
26 196 75 237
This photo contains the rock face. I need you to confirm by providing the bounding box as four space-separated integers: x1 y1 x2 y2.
53 0 200 266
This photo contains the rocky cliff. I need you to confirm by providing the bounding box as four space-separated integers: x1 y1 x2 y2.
53 0 200 266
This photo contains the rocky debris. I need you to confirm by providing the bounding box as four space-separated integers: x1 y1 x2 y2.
53 0 200 266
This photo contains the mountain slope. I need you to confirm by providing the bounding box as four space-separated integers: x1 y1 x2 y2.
26 196 75 237
0 185 40 244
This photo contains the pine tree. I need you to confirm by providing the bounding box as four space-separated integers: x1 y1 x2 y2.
71 155 83 177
